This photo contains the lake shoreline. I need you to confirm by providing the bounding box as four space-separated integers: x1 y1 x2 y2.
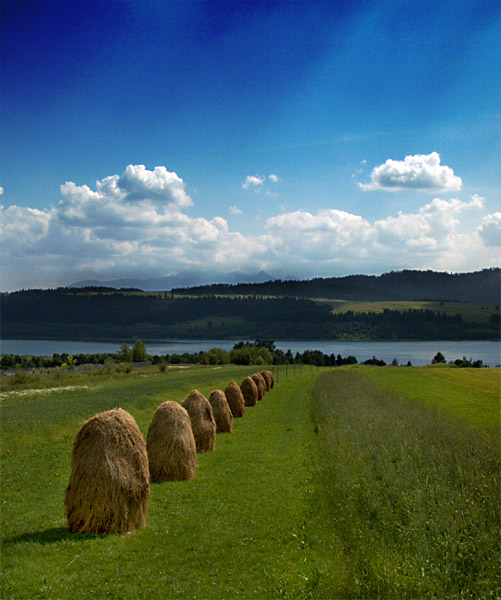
1 339 499 367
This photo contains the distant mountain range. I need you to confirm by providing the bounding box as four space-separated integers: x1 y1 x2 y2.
69 270 278 291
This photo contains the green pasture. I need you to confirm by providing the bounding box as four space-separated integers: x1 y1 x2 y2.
312 368 500 599
323 299 498 323
1 365 499 599
364 365 500 429
1 365 329 599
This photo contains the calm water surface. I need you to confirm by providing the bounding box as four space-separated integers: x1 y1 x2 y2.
1 339 499 367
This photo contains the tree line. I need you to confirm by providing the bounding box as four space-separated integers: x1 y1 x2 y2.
172 268 501 303
0 340 359 370
1 339 488 372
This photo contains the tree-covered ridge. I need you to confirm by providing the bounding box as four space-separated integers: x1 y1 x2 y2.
172 268 501 303
1 291 328 326
1 285 499 341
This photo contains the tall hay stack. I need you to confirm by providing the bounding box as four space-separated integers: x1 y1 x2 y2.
181 390 216 452
208 390 233 433
147 401 197 481
224 380 245 417
65 407 150 535
240 376 258 407
251 373 267 401
260 370 274 390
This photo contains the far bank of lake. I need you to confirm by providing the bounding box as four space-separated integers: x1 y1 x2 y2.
1 339 499 367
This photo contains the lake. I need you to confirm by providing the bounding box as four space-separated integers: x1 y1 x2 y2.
1 339 500 367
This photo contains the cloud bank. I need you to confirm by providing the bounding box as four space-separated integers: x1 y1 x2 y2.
0 164 498 290
359 152 462 192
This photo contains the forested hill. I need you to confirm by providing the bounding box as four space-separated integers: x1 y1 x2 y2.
173 268 501 303
1 274 500 341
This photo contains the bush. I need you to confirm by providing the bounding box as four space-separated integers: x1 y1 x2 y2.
363 356 386 366
12 368 29 385
432 352 446 364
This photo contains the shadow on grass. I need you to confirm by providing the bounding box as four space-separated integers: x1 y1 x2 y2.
3 527 105 545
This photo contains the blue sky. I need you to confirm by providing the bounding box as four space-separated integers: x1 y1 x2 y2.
1 0 500 290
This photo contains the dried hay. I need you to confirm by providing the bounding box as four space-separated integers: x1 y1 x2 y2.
65 407 150 535
252 372 267 401
240 376 258 407
147 401 197 481
208 390 233 433
224 380 245 417
181 390 216 452
260 370 274 390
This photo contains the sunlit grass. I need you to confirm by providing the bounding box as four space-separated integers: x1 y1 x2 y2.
312 369 500 599
1 365 334 599
2 365 498 598
364 365 500 429
324 300 498 323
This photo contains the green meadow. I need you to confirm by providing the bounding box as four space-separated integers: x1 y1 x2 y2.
326 299 498 324
1 365 499 599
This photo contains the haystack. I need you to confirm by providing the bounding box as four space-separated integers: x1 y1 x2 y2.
65 407 150 535
240 376 258 407
252 372 267 401
224 380 245 418
260 370 274 390
181 390 216 452
208 390 233 433
147 401 197 481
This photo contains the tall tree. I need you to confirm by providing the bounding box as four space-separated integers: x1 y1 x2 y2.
132 340 148 362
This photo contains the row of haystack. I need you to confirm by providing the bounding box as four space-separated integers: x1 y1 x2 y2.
65 370 274 535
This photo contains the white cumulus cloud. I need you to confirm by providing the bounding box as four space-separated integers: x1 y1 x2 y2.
359 152 462 192
261 195 495 275
0 165 269 289
117 164 193 207
374 196 483 250
242 175 265 190
0 164 498 290
242 174 280 191
1 205 53 243
478 212 501 247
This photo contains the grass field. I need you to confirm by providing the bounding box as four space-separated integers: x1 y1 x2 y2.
364 365 501 429
1 365 329 599
1 365 498 599
312 368 500 599
324 300 498 324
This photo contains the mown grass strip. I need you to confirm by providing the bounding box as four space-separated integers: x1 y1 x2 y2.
1 366 330 599
312 369 500 599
